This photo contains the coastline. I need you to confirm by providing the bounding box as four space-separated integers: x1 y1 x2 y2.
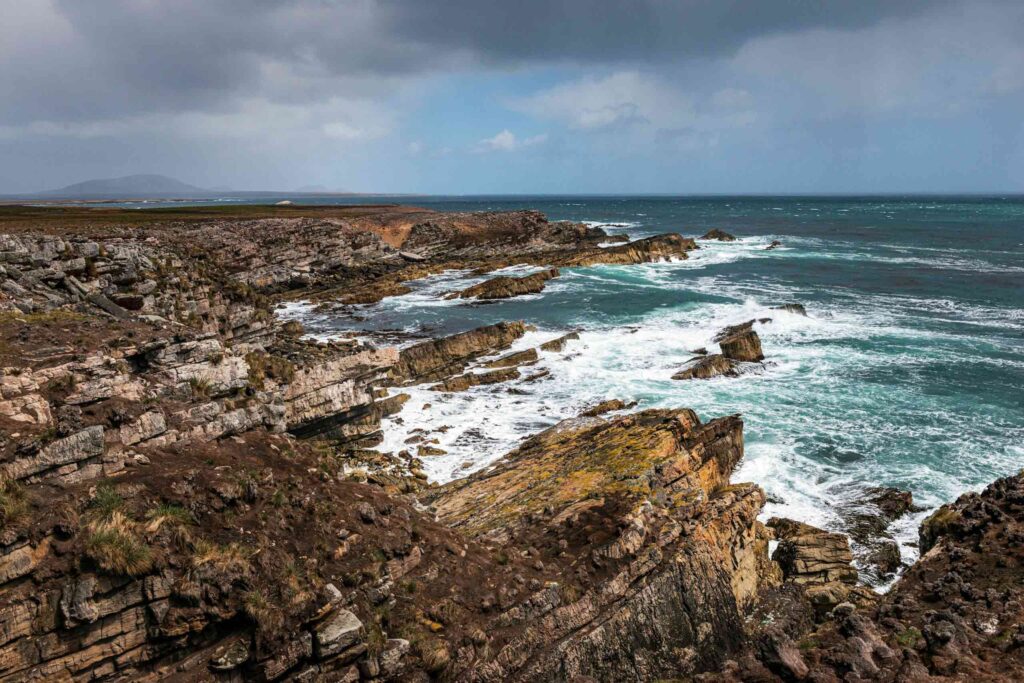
0 203 1021 680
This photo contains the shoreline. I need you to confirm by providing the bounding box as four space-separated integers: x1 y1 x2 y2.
0 203 1021 680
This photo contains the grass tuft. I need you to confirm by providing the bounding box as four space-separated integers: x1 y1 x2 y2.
192 538 251 576
0 479 29 528
243 587 284 633
145 503 195 532
84 512 154 576
89 484 124 520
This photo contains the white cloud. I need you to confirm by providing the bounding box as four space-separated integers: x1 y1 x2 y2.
474 129 547 153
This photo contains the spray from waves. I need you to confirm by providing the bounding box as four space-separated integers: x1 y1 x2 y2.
364 282 1024 579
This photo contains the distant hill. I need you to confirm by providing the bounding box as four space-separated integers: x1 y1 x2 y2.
38 174 206 198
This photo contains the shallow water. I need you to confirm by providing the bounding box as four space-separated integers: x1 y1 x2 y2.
274 195 1024 573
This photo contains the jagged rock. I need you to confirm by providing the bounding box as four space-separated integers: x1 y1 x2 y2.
673 354 738 380
208 637 250 671
430 409 777 680
379 638 410 678
701 229 737 241
455 268 559 300
765 240 782 250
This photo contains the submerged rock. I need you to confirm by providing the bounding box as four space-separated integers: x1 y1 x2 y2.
701 229 737 241
772 302 807 316
840 486 916 579
765 240 782 250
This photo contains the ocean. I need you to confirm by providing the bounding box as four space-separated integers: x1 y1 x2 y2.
142 194 1024 574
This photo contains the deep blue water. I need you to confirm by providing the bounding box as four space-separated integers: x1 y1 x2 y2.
138 195 1024 574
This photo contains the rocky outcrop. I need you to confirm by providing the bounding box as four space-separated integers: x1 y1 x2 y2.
719 328 764 362
454 268 559 300
538 331 579 352
555 233 697 267
390 321 526 384
712 471 1024 682
431 409 779 680
701 229 736 241
482 348 537 369
673 354 739 380
769 518 858 585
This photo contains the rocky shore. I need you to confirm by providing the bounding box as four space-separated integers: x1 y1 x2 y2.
1 204 1021 681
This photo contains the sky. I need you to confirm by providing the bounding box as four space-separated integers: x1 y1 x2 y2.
1 0 1022 195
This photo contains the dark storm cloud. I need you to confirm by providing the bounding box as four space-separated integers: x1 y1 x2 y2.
384 0 952 64
1 0 954 126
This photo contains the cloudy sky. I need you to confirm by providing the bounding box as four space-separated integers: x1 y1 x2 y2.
1 0 1022 194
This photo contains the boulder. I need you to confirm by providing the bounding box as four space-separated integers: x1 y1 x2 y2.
765 240 782 250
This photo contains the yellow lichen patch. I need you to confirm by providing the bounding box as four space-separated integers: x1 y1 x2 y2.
431 409 733 536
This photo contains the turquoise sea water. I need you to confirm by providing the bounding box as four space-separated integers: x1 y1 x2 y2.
141 194 1024 574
